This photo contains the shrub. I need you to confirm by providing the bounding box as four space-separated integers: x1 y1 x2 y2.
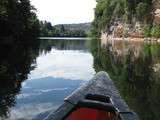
151 25 160 38
136 2 147 21
143 25 151 37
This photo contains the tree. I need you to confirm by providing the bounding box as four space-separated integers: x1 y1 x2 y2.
0 0 40 42
60 25 65 33
0 0 8 18
136 2 147 21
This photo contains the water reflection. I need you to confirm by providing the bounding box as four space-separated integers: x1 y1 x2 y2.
29 51 94 81
0 38 95 120
9 77 83 120
91 39 160 120
29 39 94 81
39 39 89 53
0 40 40 119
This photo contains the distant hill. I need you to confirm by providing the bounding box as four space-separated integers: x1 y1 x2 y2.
39 21 91 37
54 23 91 33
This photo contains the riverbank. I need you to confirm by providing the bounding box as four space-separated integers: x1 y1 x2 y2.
101 34 160 46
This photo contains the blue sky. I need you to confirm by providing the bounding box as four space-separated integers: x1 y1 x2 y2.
31 0 96 25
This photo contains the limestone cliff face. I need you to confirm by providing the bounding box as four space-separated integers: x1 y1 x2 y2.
101 22 144 38
154 9 160 25
109 22 144 38
152 0 160 24
101 0 160 39
153 0 160 9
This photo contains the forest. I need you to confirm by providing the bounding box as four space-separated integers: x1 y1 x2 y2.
39 21 90 37
0 0 89 43
91 0 160 38
0 0 40 43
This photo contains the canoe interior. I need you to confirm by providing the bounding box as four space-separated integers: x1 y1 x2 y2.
65 107 118 120
44 72 139 120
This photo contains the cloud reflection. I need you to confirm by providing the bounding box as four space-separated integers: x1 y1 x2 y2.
6 103 59 120
28 49 95 81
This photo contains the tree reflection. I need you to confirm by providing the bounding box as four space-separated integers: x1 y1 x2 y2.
0 38 89 119
0 38 40 118
91 40 160 120
39 39 88 53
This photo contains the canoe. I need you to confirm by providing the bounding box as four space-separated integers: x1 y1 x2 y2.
44 71 138 120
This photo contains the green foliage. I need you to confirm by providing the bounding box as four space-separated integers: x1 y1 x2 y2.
91 0 127 37
91 0 153 37
151 25 160 38
39 21 89 37
0 0 40 42
136 2 148 21
0 0 8 18
143 21 160 38
143 25 152 37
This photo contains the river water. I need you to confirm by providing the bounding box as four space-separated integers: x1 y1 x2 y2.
0 38 160 120
0 38 95 120
91 39 160 120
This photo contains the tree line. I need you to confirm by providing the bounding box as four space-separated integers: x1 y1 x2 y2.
0 0 90 43
91 0 160 37
0 0 40 43
39 21 90 37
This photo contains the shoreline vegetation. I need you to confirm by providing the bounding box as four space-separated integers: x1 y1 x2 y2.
39 21 91 38
91 0 160 44
0 0 91 43
90 1 160 119
0 0 40 43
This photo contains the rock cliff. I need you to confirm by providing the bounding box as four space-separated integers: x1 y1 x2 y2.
92 0 160 40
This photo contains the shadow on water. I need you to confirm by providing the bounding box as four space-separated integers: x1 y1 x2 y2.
0 37 40 118
39 39 89 54
0 37 90 120
91 39 160 120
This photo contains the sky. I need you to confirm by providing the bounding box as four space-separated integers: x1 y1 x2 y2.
30 0 96 25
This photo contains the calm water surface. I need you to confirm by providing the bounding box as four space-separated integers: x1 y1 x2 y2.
1 38 160 120
91 39 160 120
0 38 95 120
